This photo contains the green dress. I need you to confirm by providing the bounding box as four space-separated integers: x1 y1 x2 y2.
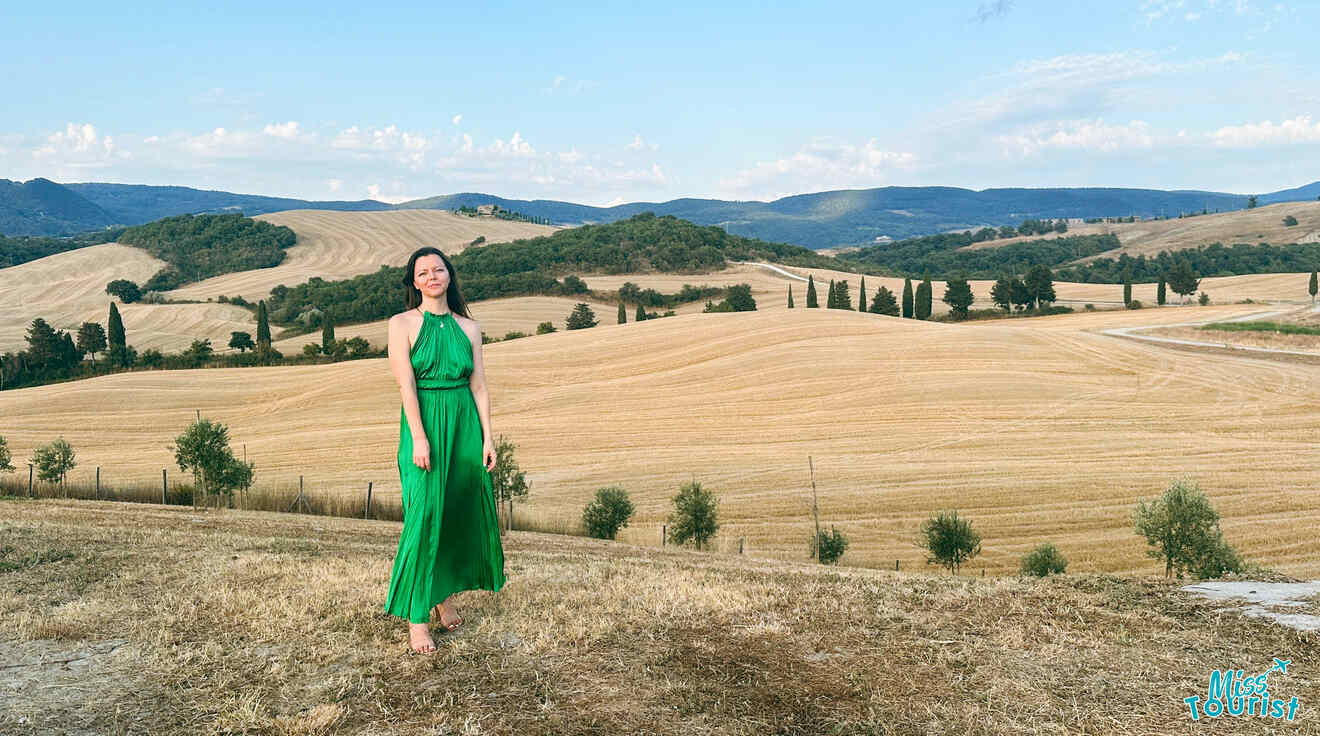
385 310 506 624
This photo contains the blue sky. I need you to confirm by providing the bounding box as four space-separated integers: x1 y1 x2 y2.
2 0 1316 205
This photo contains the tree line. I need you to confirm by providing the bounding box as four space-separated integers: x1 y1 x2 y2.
116 213 297 291
0 228 126 268
1054 241 1320 283
837 232 1119 279
263 213 841 328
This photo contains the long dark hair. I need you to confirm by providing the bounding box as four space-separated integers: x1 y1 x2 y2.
401 246 472 318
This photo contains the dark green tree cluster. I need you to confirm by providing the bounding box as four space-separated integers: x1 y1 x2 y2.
116 213 296 291
702 283 756 312
1055 242 1320 283
941 276 974 318
825 279 853 309
988 266 1056 311
837 232 1117 279
565 303 598 329
869 285 899 316
264 214 840 328
0 228 125 268
105 279 142 303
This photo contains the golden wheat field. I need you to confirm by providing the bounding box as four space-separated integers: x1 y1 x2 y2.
0 244 257 355
5 304 1319 577
168 210 558 304
0 211 557 355
966 200 1320 257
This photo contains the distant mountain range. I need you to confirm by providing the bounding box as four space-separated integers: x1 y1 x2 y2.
4 177 1319 249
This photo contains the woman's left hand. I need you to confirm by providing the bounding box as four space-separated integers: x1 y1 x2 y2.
482 438 496 473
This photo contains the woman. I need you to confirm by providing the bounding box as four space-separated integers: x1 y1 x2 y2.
384 246 506 654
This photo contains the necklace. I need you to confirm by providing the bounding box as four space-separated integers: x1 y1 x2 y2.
416 306 448 325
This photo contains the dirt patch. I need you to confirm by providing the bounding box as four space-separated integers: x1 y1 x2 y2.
0 638 158 735
1181 581 1320 632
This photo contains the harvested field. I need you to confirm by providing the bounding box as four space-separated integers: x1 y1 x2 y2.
5 305 1319 577
168 210 558 304
0 244 254 354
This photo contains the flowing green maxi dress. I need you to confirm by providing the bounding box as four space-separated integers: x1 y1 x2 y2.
385 310 506 623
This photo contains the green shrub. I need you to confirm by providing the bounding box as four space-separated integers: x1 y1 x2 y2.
920 510 981 574
1198 292 1210 306
1127 299 1143 310
812 526 849 565
667 480 720 550
536 321 556 334
582 486 635 540
1134 478 1245 579
1020 543 1068 576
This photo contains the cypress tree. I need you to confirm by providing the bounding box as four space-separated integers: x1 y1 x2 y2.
256 300 272 355
787 284 795 308
1310 270 1318 304
827 279 837 308
321 319 335 353
836 280 852 310
1123 280 1132 306
106 302 127 366
858 276 867 312
618 301 627 324
902 278 914 318
915 276 933 320
107 302 125 351
1157 276 1167 306
635 303 647 322
806 275 819 308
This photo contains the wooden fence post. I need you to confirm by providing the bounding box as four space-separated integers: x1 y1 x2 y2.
661 524 667 546
364 482 373 519
895 559 899 572
162 468 167 504
96 466 100 499
28 463 33 497
739 537 744 555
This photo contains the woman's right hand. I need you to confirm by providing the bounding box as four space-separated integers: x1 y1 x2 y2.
412 437 431 471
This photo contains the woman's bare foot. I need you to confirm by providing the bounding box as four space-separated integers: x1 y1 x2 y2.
432 601 463 631
408 622 436 653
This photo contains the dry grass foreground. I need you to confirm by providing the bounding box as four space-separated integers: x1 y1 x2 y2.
1 500 1316 735
965 201 1320 259
5 305 1320 577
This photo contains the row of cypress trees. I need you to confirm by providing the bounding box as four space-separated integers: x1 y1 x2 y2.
788 274 932 318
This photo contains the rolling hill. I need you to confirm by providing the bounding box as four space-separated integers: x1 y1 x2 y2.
4 306 1318 577
9 177 1320 248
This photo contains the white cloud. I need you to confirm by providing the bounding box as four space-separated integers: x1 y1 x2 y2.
31 122 120 170
720 138 917 200
263 121 301 139
1212 116 1320 147
452 114 462 126
489 131 533 156
998 119 1156 156
327 178 343 192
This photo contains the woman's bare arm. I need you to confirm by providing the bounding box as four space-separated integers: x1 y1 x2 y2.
388 314 430 470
